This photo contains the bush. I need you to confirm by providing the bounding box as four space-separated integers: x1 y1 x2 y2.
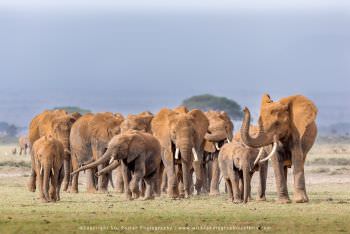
53 106 91 114
182 94 243 120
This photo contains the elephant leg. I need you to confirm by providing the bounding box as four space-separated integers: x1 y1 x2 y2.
97 164 109 193
181 161 191 198
122 163 132 200
62 159 70 192
35 165 46 202
292 144 308 203
57 167 64 201
86 169 97 193
161 169 168 194
130 175 142 199
144 172 157 200
230 170 241 203
154 163 163 197
271 153 290 203
203 161 210 194
238 174 244 200
257 161 268 201
19 148 23 155
50 173 58 202
177 165 185 198
27 153 36 192
114 165 124 193
192 160 203 195
225 179 233 201
166 162 179 199
209 156 220 196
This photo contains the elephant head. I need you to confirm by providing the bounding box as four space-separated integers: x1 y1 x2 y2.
204 111 233 152
120 111 154 133
71 131 146 176
240 94 318 148
51 114 76 159
168 109 208 163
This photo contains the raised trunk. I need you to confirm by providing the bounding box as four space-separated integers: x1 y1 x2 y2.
71 149 113 175
43 166 50 201
240 108 270 148
204 130 227 142
243 167 251 203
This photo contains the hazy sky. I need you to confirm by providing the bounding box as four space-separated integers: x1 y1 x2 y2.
0 1 349 126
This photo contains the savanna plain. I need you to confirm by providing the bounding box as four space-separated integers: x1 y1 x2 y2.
0 138 349 234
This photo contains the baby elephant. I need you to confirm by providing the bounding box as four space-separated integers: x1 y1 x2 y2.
72 131 161 200
218 140 276 203
32 136 64 202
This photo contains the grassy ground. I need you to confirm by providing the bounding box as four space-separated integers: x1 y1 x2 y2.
0 143 349 234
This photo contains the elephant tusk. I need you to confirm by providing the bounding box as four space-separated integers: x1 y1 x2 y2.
259 140 278 163
174 148 180 160
51 168 55 176
40 166 43 175
192 148 199 161
227 138 231 143
215 142 220 151
253 147 265 166
109 157 114 164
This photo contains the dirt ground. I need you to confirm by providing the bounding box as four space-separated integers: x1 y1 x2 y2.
0 143 349 233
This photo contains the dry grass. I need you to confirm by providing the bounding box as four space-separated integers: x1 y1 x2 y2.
0 143 349 234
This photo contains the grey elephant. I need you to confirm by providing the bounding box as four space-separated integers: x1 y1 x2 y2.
72 131 161 200
218 139 277 203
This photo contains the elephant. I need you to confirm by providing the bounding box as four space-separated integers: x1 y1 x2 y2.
240 94 318 203
32 135 64 202
18 135 29 155
71 131 161 200
114 111 154 193
27 110 78 192
69 112 124 193
203 111 233 195
151 107 209 199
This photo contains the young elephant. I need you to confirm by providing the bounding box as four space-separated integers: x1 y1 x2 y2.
72 131 161 200
32 136 64 202
218 140 276 203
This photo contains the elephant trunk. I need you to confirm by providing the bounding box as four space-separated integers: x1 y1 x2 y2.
243 166 251 203
240 107 270 148
97 160 121 176
62 159 70 191
43 165 51 201
204 130 227 142
71 149 113 176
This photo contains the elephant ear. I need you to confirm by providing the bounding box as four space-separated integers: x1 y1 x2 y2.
188 109 209 145
151 108 172 147
127 133 145 163
219 111 234 140
287 95 318 139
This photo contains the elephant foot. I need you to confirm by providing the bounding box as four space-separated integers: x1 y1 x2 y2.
142 196 155 201
132 193 140 199
115 188 124 193
62 182 69 192
293 190 309 203
87 187 97 193
69 188 78 194
256 196 266 202
276 197 291 204
209 190 220 196
233 199 243 204
40 198 49 203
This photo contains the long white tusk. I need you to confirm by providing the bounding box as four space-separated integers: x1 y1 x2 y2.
215 142 220 151
192 148 199 161
109 157 114 164
253 147 265 165
51 168 55 176
40 166 43 175
174 148 180 159
227 138 231 143
260 141 278 163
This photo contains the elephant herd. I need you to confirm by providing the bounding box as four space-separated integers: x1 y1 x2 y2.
26 94 318 204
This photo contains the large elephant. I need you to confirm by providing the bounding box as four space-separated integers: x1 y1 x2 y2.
240 94 318 203
32 136 64 202
18 135 30 155
28 110 78 192
151 107 209 198
69 112 124 193
203 111 233 195
114 111 154 193
72 131 161 200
